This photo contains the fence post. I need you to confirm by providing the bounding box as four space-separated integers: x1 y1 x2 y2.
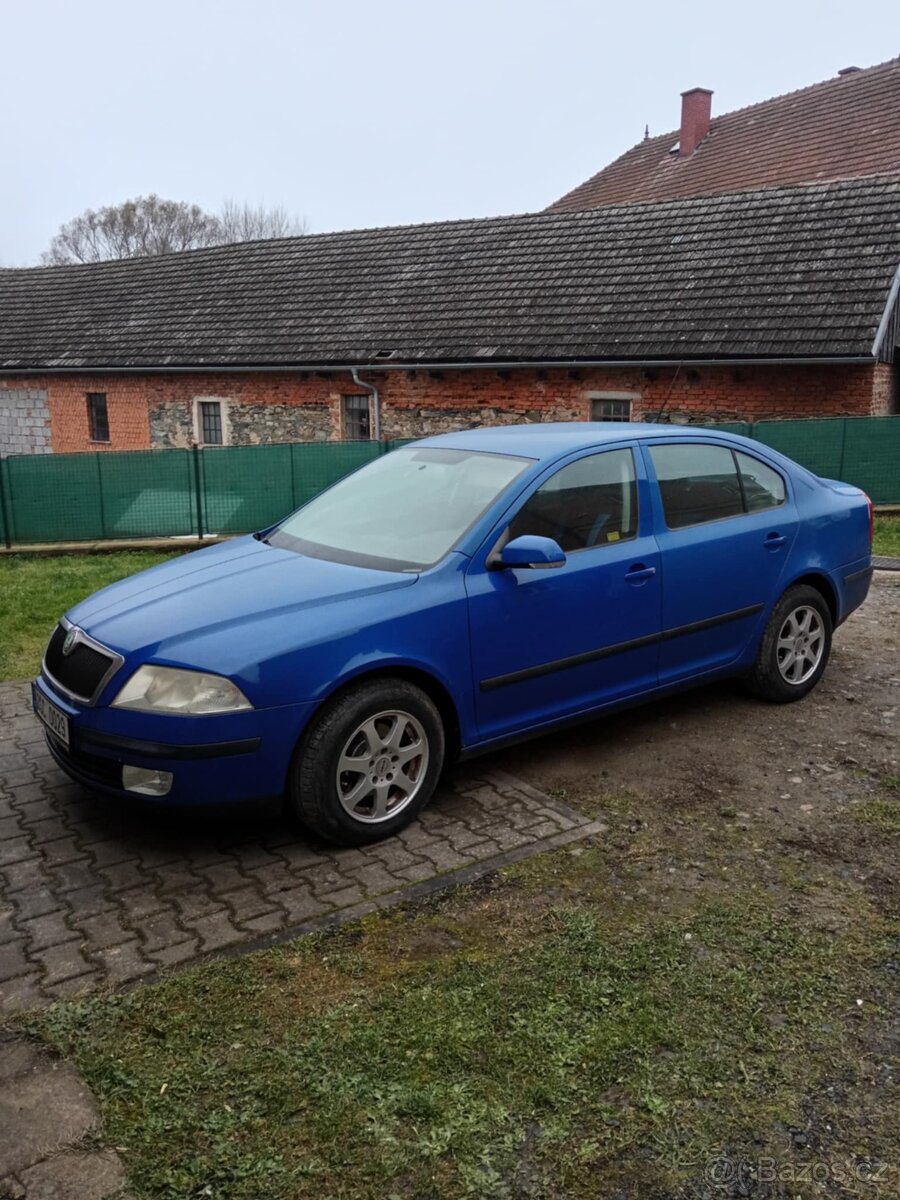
95 453 107 539
838 418 849 481
192 444 205 540
0 456 11 549
289 443 298 510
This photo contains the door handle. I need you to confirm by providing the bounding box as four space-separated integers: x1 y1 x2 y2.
625 564 657 582
764 533 786 549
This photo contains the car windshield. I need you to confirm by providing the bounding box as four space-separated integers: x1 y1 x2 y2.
267 446 531 570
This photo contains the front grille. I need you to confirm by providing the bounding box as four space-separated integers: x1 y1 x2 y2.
43 623 116 703
47 734 123 788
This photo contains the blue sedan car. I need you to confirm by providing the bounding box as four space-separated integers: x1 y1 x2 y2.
34 424 873 845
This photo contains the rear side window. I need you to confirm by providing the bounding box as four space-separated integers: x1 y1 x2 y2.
735 451 785 512
650 444 744 529
509 447 637 552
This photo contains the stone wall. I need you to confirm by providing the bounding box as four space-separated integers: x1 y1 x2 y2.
379 401 569 440
221 400 333 446
375 361 898 436
149 397 333 448
0 387 52 456
0 360 894 453
148 400 194 449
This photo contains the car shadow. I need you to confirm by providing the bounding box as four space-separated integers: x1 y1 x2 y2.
48 677 749 858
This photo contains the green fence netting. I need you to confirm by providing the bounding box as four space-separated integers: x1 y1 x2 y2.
691 417 898 502
197 440 388 536
0 449 198 544
0 423 896 548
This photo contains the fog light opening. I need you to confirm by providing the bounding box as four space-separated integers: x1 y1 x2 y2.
122 765 174 796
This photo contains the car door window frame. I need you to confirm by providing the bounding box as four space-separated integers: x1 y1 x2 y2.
644 439 790 532
507 446 639 556
734 449 787 514
477 443 649 567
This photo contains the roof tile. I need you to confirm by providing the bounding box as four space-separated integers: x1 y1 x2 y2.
549 58 900 211
1 176 899 369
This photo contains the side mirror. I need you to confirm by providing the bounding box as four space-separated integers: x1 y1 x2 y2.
497 534 566 570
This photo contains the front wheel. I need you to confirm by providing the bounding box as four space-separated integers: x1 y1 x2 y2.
744 584 833 703
288 678 445 845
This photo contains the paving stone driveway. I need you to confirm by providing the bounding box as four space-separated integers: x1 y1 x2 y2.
1 682 601 1014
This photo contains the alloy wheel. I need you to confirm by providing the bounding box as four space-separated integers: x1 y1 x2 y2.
776 605 825 685
335 709 430 823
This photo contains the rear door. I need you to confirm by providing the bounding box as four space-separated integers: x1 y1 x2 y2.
643 440 798 685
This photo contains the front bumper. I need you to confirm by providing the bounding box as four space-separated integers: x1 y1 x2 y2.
34 675 317 805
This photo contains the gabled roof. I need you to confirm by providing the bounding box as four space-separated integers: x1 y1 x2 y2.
1 176 899 370
548 58 900 212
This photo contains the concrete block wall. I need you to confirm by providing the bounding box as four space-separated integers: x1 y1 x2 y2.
0 387 52 456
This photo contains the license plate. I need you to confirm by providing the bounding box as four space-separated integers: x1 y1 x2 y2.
32 683 71 747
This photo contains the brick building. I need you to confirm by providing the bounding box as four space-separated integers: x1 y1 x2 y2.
1 175 899 455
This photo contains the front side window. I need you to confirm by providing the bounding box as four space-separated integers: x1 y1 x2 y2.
509 448 637 552
736 451 785 512
87 393 109 442
650 443 744 529
343 395 371 440
269 447 530 570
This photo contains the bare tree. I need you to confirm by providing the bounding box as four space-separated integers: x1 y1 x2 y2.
218 200 307 243
42 195 307 265
42 196 222 265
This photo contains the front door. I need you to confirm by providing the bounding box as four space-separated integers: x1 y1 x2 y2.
465 445 662 742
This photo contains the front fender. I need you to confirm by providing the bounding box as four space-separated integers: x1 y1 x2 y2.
241 556 478 743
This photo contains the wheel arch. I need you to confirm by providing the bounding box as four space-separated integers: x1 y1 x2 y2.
785 572 839 625
314 664 463 761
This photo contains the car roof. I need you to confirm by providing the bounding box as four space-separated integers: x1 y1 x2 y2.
414 422 746 462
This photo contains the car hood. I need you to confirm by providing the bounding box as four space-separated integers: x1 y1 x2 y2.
67 536 417 661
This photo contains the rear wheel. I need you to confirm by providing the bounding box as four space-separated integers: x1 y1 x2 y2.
745 584 832 703
289 678 445 845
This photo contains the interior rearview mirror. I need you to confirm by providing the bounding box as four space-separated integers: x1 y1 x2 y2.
497 534 566 570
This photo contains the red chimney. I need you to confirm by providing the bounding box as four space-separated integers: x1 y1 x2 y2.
679 88 713 156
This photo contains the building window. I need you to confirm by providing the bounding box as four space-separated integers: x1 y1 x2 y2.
343 395 371 440
591 397 632 422
87 393 110 442
197 400 224 445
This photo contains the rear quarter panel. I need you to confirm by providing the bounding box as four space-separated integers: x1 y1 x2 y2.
786 470 871 624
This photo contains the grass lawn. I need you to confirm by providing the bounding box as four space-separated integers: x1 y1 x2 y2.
27 809 899 1200
0 551 179 681
873 514 900 558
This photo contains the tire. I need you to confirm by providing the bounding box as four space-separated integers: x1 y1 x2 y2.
288 678 445 846
744 584 833 703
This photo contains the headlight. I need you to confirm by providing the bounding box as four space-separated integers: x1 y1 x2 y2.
112 666 252 715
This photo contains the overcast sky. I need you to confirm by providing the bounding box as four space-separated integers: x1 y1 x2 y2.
2 0 897 265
